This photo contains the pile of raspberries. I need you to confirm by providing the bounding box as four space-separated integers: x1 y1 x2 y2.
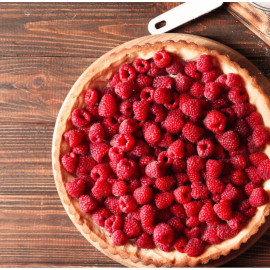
61 50 270 257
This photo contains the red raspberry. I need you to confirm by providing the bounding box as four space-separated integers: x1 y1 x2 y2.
136 233 155 249
226 73 243 87
213 98 231 111
185 238 205 257
84 88 98 106
197 139 214 158
147 60 165 77
133 58 150 73
197 54 214 72
108 147 124 162
154 87 172 104
104 196 121 215
167 140 185 159
249 188 269 207
119 195 137 213
206 159 223 179
172 158 186 173
182 122 204 143
72 142 88 155
252 125 270 147
228 87 248 104
119 119 138 135
233 103 256 118
90 142 110 163
179 93 192 110
213 200 232 220
153 76 174 89
175 173 188 186
119 100 133 116
133 100 149 122
119 64 136 82
124 216 142 238
182 99 202 118
91 163 111 181
204 82 221 101
217 223 238 240
140 86 155 102
230 169 247 186
104 215 122 233
157 151 173 167
245 166 262 184
115 81 135 99
111 230 128 245
99 86 115 96
168 217 184 231
175 73 193 92
64 129 84 147
204 110 226 133
140 204 155 227
249 153 268 167
102 117 120 137
184 201 203 217
153 50 171 68
163 109 185 134
98 94 117 117
75 155 97 175
143 122 161 144
190 82 204 99
92 208 111 227
61 152 77 173
116 158 136 179
199 202 217 222
191 182 209 199
219 130 239 151
201 69 221 83
174 186 191 204
230 154 246 169
131 140 149 157
79 194 97 213
245 182 258 196
112 180 127 197
71 108 91 127
201 227 221 244
221 184 239 201
215 74 229 91
184 227 201 239
206 178 225 194
213 144 227 159
88 123 105 143
166 56 183 75
184 61 201 79
136 73 152 89
187 170 202 183
109 73 121 87
153 223 174 246
155 176 175 192
150 103 166 123
92 179 112 198
174 236 188 253
227 212 246 231
66 178 84 198
155 192 174 209
112 134 135 152
187 155 205 172
133 186 153 205
246 111 263 130
140 176 154 187
170 203 186 218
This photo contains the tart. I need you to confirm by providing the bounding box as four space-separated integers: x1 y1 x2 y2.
52 40 270 267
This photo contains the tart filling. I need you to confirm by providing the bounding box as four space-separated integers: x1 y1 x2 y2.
53 41 270 267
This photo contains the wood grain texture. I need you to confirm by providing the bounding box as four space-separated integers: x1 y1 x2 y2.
0 2 269 267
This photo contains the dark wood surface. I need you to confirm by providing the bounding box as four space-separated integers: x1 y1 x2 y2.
0 2 269 267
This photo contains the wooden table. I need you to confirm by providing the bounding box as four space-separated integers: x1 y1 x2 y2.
0 3 269 267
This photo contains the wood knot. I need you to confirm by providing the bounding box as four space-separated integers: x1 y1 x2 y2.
33 75 46 89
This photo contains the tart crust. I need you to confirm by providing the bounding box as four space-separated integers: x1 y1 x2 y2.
52 40 270 267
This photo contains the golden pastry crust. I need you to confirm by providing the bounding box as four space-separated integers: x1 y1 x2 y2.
52 40 270 267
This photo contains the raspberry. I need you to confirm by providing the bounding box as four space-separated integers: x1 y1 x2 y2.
179 93 192 110
88 123 105 143
191 182 209 199
172 158 186 173
206 159 223 179
157 151 173 167
216 223 238 240
131 140 149 157
187 155 205 172
104 215 123 233
108 147 124 162
127 179 140 194
228 87 248 104
133 100 149 122
249 188 269 207
119 64 136 82
170 203 186 218
204 82 221 101
168 217 184 231
133 58 150 73
153 223 174 246
215 74 229 90
246 112 263 130
175 173 189 185
112 180 127 197
182 99 202 118
124 216 142 238
163 109 185 134
245 182 258 196
213 144 227 159
73 142 88 155
174 186 191 204
97 94 117 117
119 119 138 135
204 110 226 133
199 202 217 222
187 170 202 183
140 204 155 227
175 73 193 92
201 227 221 244
150 103 166 123
136 74 152 90
143 122 161 144
201 69 221 83
174 236 188 253
119 195 137 213
115 81 135 99
233 103 256 118
221 184 239 201
213 200 232 220
61 152 77 173
206 178 225 194
92 179 112 198
133 186 153 205
185 238 205 257
227 212 246 231
213 98 231 111
226 73 243 88
71 108 91 127
252 125 270 147
112 230 128 245
135 233 155 249
190 82 204 99
153 50 171 68
230 169 247 186
156 176 175 191
154 87 172 104
84 88 98 106
153 76 174 89
219 130 239 151
250 153 268 167
119 100 133 116
140 86 155 102
184 61 201 79
102 117 120 137
109 73 121 87
112 134 135 152
64 129 84 147
245 166 262 184
116 158 136 179
197 54 214 71
92 207 111 227
182 122 204 143
166 56 183 75
184 227 201 239
154 241 171 252
104 196 121 215
90 163 111 181
75 155 97 176
147 60 165 77
140 176 155 187
66 178 84 198
155 192 174 209
230 154 246 169
197 139 214 158
184 201 203 217
79 194 97 213
90 142 110 163
167 140 184 159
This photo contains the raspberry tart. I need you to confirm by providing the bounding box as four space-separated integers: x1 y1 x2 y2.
52 40 270 267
